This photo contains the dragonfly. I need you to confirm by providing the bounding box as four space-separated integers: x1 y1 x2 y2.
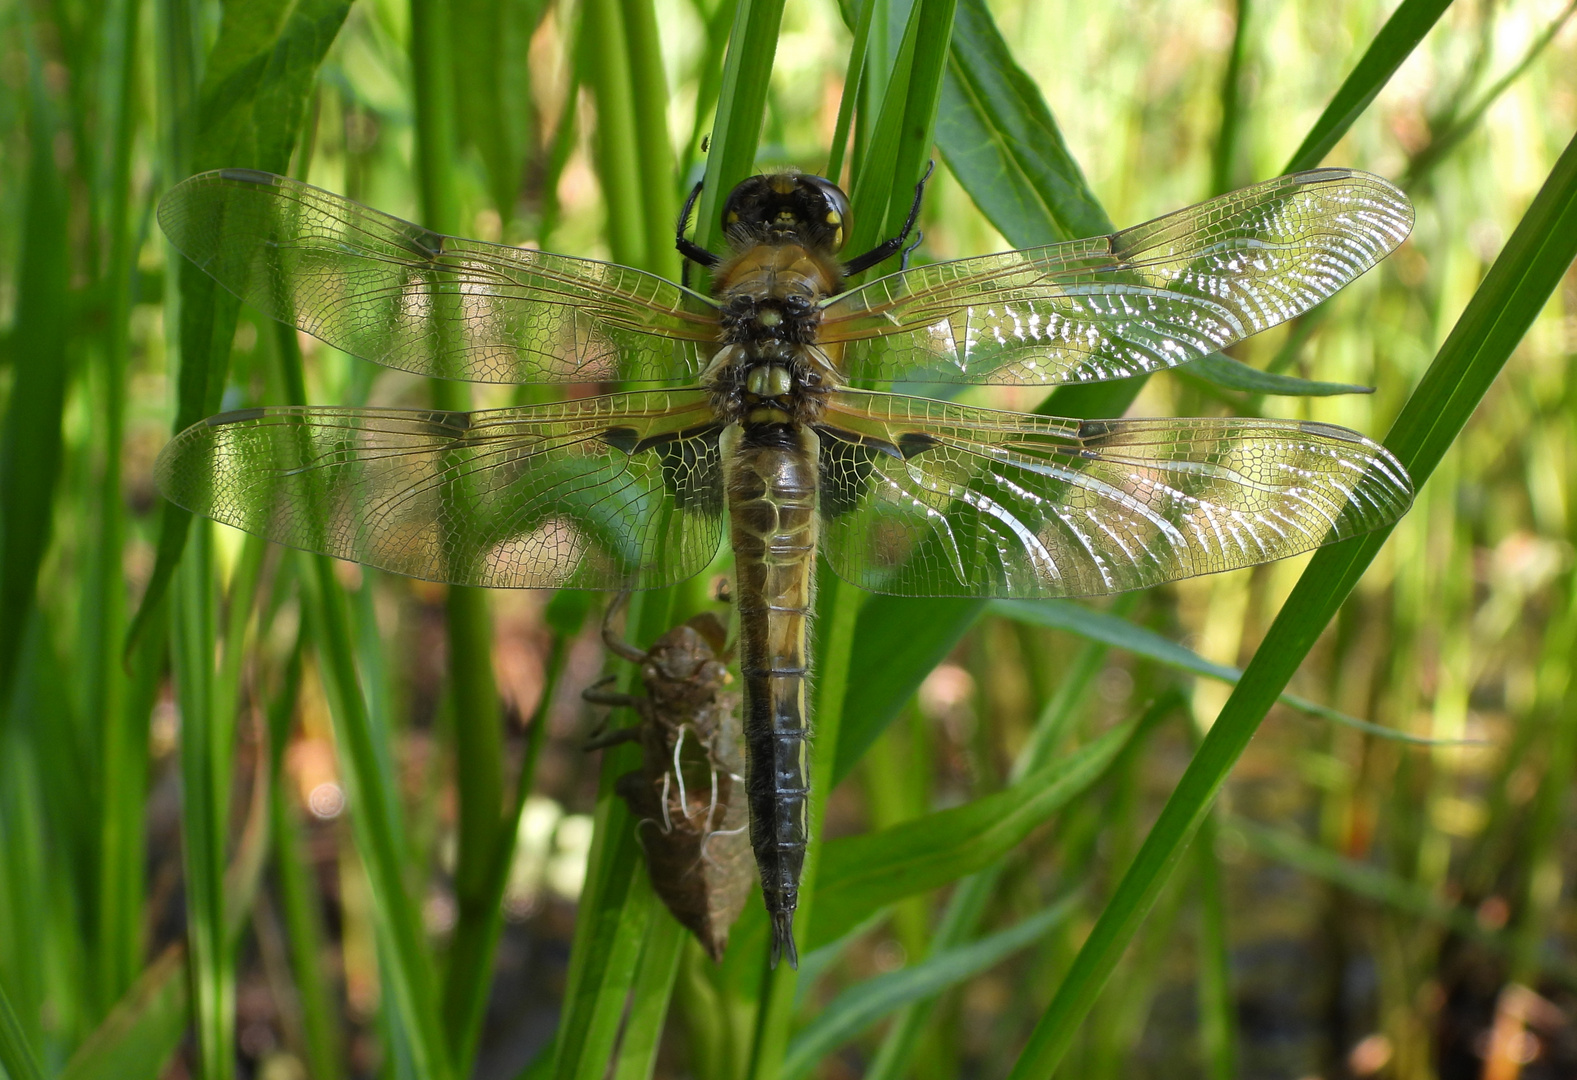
155 164 1415 968
584 595 753 962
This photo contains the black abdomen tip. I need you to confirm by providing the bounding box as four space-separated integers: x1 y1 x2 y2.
770 911 799 970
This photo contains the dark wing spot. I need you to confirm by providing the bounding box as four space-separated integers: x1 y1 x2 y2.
656 426 724 513
603 427 641 454
896 431 939 459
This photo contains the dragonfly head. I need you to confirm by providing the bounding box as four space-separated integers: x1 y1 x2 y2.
722 171 851 254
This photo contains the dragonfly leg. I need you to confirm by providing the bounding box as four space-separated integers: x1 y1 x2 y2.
676 178 721 289
600 592 648 664
583 718 641 749
840 159 934 276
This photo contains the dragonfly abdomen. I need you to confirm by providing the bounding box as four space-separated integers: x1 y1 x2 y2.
722 422 819 970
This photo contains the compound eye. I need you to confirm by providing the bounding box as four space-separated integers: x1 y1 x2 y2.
721 176 765 231
800 175 851 252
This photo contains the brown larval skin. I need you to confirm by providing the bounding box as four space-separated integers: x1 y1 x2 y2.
702 182 851 970
585 608 753 962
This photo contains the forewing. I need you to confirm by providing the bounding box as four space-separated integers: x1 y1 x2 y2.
818 391 1413 598
158 169 720 384
819 169 1413 386
154 392 725 589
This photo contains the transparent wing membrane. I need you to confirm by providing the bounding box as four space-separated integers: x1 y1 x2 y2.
820 170 1413 386
818 391 1413 598
158 169 721 384
154 392 725 589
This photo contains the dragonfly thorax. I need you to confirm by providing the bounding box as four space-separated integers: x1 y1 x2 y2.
703 342 832 427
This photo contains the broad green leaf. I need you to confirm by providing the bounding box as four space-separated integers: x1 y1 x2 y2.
781 895 1080 1080
935 0 1112 247
1009 124 1577 1080
834 597 983 781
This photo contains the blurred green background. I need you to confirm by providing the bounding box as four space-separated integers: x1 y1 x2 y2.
1 0 1575 1077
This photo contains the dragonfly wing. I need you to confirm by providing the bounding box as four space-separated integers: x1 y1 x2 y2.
819 170 1412 386
155 391 725 589
158 169 721 384
817 390 1412 598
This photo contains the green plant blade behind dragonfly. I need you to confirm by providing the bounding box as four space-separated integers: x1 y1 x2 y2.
127 0 351 648
839 0 1454 787
1007 123 1577 1080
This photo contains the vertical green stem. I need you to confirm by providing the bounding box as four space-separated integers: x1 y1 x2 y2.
621 0 678 279
173 524 234 1080
583 0 649 267
410 2 511 1057
1193 812 1238 1079
91 0 145 1016
1209 0 1249 196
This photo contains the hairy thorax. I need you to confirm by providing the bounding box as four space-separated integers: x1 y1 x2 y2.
705 243 842 430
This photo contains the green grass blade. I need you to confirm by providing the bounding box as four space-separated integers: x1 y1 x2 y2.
1193 812 1237 1080
0 48 71 707
407 8 516 1064
692 0 785 252
60 948 189 1080
449 605 580 1075
621 0 679 280
1282 0 1452 172
0 975 46 1080
582 0 651 267
87 0 143 1015
843 0 956 261
610 917 687 1080
781 895 1080 1080
1005 124 1577 1080
272 314 452 1080
268 632 347 1080
299 554 455 1080
128 0 351 648
450 0 548 219
551 806 659 1080
172 525 232 1080
991 599 1476 746
1209 0 1250 196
